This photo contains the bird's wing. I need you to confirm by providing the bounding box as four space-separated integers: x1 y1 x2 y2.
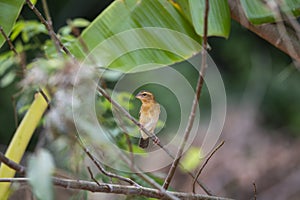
144 104 160 133
139 103 160 138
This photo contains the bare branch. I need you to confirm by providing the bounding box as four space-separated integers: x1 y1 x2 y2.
103 129 180 200
76 137 140 187
41 0 61 54
0 25 26 76
228 0 300 64
0 152 26 174
162 0 210 190
0 26 18 55
25 0 73 57
253 182 257 200
192 141 225 193
0 177 233 200
87 166 101 186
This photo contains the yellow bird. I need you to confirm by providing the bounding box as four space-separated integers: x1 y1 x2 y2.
135 90 160 148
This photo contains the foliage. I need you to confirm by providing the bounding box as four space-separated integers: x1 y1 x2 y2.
240 0 300 24
0 0 24 47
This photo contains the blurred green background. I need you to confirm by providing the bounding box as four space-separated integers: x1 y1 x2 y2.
0 0 299 199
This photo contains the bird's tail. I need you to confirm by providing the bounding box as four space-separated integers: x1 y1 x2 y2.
139 137 149 148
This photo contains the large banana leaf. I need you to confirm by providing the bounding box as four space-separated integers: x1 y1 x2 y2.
240 0 300 25
173 0 231 38
70 0 202 73
0 0 24 48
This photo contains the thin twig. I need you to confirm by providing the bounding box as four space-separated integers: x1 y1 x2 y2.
41 0 53 28
0 152 26 174
162 0 210 190
0 26 18 55
87 166 101 186
253 182 257 200
41 0 61 54
25 0 73 57
76 137 140 187
192 141 225 193
0 177 233 200
0 25 26 76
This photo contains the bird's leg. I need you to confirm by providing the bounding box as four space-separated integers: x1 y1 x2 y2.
152 136 160 145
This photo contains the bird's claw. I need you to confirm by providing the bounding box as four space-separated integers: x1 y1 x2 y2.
152 136 160 145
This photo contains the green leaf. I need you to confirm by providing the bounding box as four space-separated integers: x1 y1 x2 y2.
30 0 37 5
0 0 24 48
0 70 16 87
27 149 55 200
0 52 18 87
240 0 300 25
70 0 202 73
180 146 203 172
71 18 90 28
169 0 193 24
11 20 48 42
0 52 15 75
189 0 231 38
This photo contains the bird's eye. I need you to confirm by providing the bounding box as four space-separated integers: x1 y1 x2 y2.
142 93 147 96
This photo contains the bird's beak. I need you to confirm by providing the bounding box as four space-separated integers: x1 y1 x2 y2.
135 93 141 99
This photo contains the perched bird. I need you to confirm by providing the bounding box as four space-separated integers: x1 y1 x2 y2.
135 90 160 148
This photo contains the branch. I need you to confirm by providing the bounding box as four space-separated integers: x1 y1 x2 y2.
192 141 225 193
25 0 73 57
0 177 233 200
76 137 140 187
0 26 18 55
0 149 209 200
91 130 180 200
253 182 257 200
87 166 101 186
41 0 61 54
0 152 26 175
228 0 300 64
162 0 210 190
0 26 26 76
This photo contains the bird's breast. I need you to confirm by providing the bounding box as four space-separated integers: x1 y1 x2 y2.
139 103 160 123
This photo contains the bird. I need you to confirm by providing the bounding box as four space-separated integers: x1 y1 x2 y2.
135 90 160 148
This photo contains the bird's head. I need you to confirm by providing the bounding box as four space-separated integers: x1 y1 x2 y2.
135 90 155 103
